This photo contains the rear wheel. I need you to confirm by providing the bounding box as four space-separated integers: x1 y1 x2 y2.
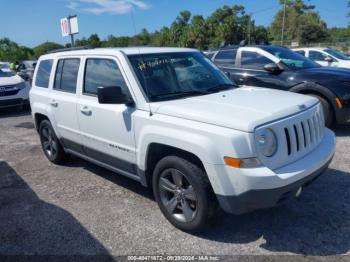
308 94 334 127
152 156 217 232
39 120 67 164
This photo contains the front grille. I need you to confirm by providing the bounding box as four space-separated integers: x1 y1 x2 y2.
255 103 325 170
283 109 324 156
0 90 20 96
0 85 20 97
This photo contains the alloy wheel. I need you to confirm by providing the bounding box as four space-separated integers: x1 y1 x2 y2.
158 168 197 223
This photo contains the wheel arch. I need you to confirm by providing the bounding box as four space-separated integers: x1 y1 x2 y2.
143 143 207 187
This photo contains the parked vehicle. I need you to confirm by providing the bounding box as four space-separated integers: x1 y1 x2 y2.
30 47 335 232
293 47 350 68
207 45 350 127
0 62 10 70
17 60 37 83
0 68 30 109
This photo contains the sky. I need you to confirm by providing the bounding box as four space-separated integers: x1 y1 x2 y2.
1 0 348 47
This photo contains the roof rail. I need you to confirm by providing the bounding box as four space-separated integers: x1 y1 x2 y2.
46 46 91 54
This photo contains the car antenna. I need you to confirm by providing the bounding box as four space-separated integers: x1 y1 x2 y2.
130 9 153 116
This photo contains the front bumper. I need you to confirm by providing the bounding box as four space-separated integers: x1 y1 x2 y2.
0 86 30 109
212 128 335 215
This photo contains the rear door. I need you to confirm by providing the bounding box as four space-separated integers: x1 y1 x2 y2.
50 57 83 153
212 49 241 85
76 56 137 177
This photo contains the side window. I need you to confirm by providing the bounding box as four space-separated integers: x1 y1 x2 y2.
84 58 129 96
241 51 273 70
309 51 328 61
295 50 305 56
205 52 215 60
35 59 53 88
214 49 237 65
54 58 80 93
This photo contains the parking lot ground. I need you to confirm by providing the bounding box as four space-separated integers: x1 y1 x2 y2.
0 108 350 257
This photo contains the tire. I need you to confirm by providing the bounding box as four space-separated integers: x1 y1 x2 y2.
308 94 334 127
39 120 67 164
152 155 218 232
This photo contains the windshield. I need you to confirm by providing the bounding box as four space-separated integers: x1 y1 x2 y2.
0 69 15 77
324 48 350 60
262 46 320 70
128 52 235 101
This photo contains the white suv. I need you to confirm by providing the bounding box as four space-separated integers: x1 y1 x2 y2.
0 68 30 109
30 47 335 232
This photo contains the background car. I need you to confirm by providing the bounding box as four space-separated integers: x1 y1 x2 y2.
293 47 350 68
0 61 10 70
0 68 30 110
207 45 350 127
16 60 37 84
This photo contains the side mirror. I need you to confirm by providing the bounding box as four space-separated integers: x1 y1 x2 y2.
264 63 283 74
325 56 335 63
97 86 133 105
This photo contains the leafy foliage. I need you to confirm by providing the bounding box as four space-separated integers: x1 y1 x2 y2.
270 0 328 44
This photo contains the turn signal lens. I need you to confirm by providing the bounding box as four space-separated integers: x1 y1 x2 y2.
224 157 261 168
224 157 241 168
335 97 343 109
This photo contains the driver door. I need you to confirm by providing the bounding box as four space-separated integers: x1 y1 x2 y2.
235 47 288 90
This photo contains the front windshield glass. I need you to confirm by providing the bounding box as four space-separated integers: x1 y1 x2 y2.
262 46 320 70
324 48 350 60
0 69 15 77
128 52 235 101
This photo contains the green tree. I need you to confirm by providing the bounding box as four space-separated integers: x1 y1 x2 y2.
0 38 34 61
32 42 63 58
270 0 328 44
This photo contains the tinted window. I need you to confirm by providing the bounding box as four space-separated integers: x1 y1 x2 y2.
54 59 80 93
241 51 272 70
309 51 328 61
214 49 237 64
295 50 305 56
84 59 129 96
35 59 53 88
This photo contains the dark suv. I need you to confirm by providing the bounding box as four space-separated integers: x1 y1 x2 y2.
206 45 350 127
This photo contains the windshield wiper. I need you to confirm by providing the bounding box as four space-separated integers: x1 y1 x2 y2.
149 89 211 100
205 84 236 93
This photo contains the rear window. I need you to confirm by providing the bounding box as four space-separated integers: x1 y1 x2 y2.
54 58 80 93
214 49 237 65
35 59 53 88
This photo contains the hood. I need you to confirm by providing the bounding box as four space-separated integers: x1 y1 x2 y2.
151 87 318 132
0 74 23 86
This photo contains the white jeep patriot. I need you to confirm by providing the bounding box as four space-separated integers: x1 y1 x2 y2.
30 47 336 232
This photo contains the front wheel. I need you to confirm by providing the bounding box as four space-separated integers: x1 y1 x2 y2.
152 156 217 232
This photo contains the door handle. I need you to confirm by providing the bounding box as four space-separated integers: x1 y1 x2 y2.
80 106 92 116
50 99 58 107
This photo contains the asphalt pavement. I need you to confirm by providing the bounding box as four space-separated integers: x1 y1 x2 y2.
0 108 350 258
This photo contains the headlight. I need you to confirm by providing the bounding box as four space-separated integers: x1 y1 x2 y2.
257 128 277 157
